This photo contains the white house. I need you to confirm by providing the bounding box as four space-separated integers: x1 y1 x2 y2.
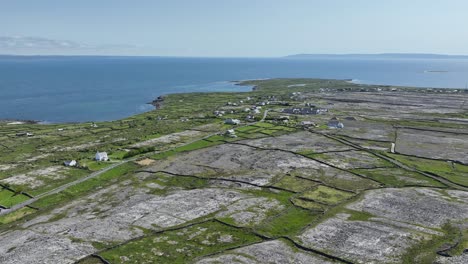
64 160 77 167
95 152 109 161
327 117 344 129
225 129 237 138
224 118 240 125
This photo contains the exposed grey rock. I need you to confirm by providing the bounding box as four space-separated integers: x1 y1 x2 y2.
216 197 284 226
0 230 95 264
196 239 335 264
239 131 353 153
347 188 468 228
298 213 424 264
148 144 326 186
299 188 468 263
435 253 468 264
396 129 468 164
28 187 246 242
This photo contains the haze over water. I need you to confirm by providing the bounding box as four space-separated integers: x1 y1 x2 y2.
1 56 468 123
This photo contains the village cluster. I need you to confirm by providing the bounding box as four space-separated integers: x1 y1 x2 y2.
219 93 345 133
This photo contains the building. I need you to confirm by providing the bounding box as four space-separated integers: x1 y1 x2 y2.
282 107 326 115
327 117 344 129
224 118 240 125
64 160 77 167
16 132 34 137
95 152 109 161
225 129 237 138
300 121 316 128
245 115 256 122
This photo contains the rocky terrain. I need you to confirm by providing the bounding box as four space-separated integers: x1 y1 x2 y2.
0 78 467 263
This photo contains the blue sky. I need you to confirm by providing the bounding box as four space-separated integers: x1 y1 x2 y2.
1 0 467 56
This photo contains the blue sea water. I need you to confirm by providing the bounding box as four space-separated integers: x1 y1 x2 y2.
1 56 468 123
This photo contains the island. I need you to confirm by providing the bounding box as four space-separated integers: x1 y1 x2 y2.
0 78 467 264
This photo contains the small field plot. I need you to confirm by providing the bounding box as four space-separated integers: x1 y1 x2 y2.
1 165 90 196
290 165 381 192
195 239 336 264
335 120 395 142
99 220 262 264
0 188 30 207
240 131 352 153
273 175 318 192
396 128 468 164
353 168 446 187
388 153 468 187
299 185 354 205
0 207 36 224
309 150 394 169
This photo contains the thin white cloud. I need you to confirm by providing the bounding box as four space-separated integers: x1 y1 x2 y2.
0 36 141 55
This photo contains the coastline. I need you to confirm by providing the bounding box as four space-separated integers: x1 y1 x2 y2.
2 78 467 125
0 119 39 125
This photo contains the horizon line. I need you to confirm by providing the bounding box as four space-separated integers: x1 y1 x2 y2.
2 52 468 58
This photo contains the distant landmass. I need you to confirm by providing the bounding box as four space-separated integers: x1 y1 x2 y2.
285 53 468 59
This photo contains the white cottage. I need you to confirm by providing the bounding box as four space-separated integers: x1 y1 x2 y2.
64 160 77 167
224 118 240 125
327 117 344 129
95 152 109 161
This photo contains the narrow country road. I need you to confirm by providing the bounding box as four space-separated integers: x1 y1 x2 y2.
323 133 468 192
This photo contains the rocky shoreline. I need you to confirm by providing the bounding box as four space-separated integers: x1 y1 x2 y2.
0 119 39 125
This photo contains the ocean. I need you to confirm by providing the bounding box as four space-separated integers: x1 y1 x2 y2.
1 56 468 123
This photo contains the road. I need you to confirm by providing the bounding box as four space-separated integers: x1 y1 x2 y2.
323 133 468 192
0 110 271 216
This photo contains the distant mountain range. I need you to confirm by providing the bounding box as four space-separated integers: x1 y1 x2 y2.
285 53 468 59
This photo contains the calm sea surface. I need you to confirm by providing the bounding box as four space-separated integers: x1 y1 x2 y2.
1 56 468 122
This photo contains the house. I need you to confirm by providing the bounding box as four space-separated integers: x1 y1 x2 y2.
300 121 316 128
16 132 34 137
327 117 344 129
245 115 256 122
213 110 225 117
282 108 322 115
224 129 237 138
64 160 77 167
253 109 261 114
224 118 240 125
95 152 109 161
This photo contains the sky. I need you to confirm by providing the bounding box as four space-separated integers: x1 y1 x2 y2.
1 0 467 57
